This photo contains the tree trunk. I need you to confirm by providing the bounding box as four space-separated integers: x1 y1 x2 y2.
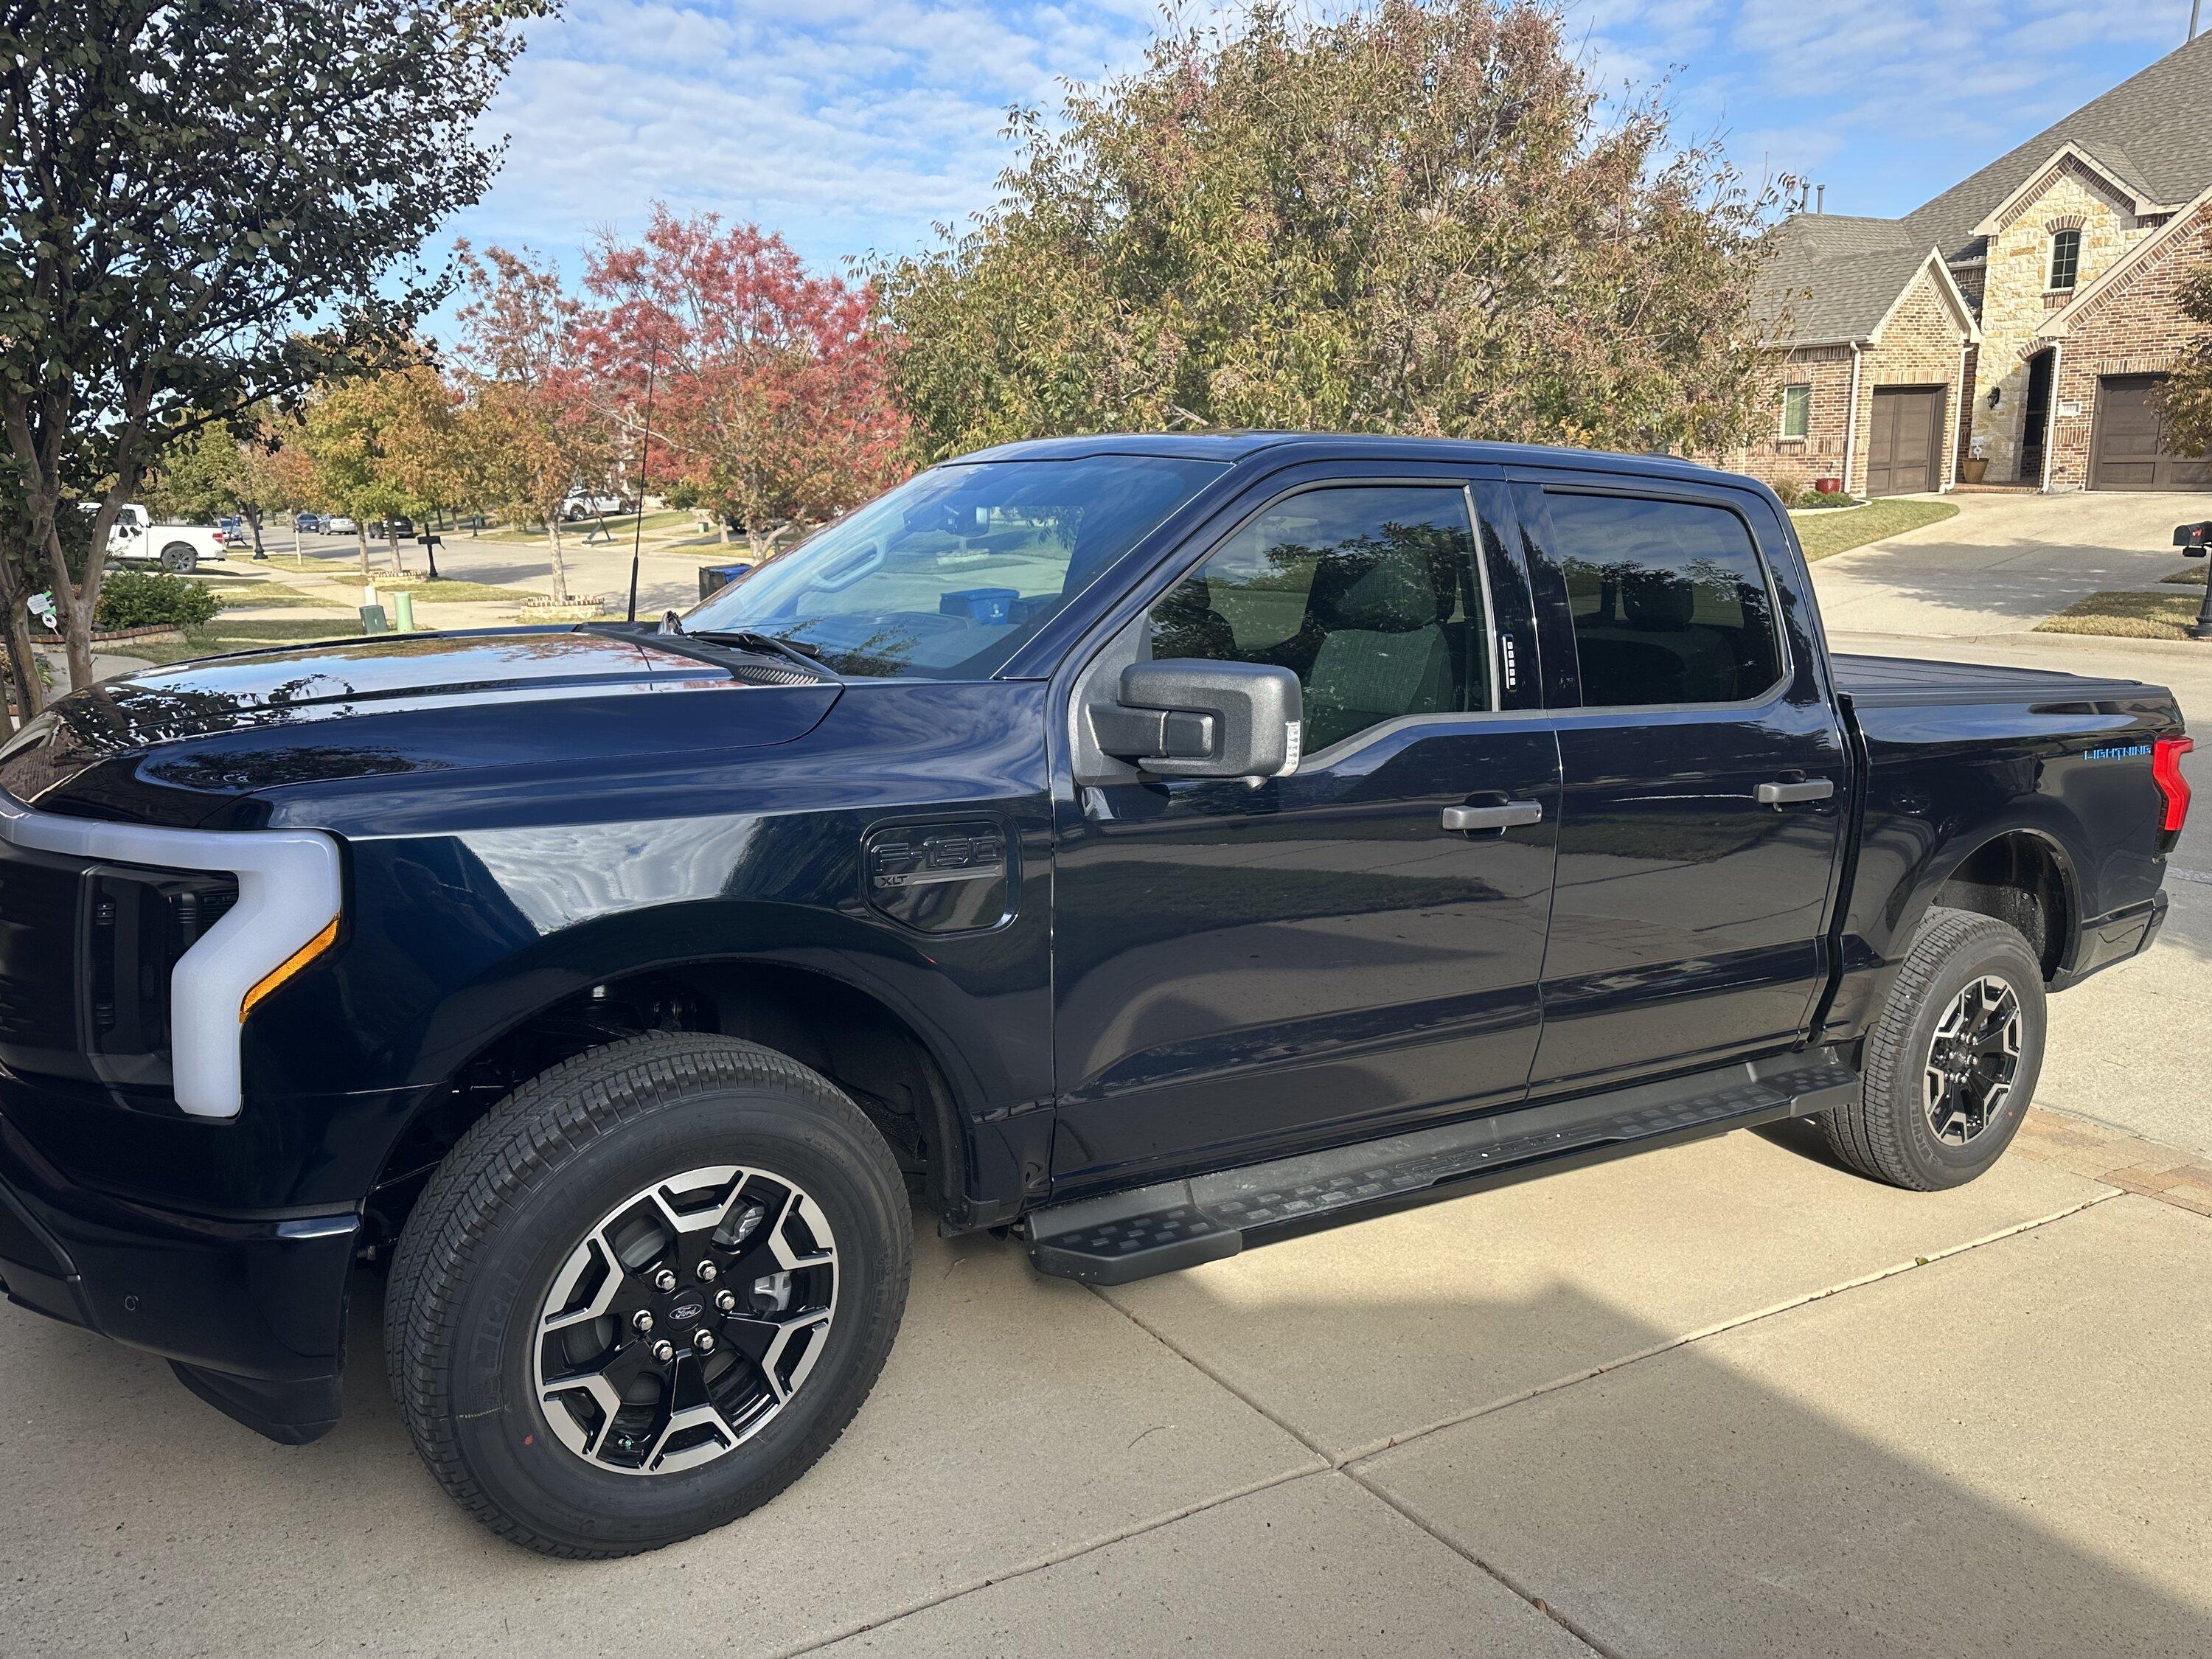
245 510 265 559
2 601 45 726
546 515 570 603
387 530 406 576
356 526 371 580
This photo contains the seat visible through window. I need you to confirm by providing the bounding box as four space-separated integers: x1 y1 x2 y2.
1146 485 1491 752
1546 492 1784 708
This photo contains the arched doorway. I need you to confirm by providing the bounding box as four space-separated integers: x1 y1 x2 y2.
2017 348 2056 485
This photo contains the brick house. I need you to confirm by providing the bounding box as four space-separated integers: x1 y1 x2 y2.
1720 32 2212 495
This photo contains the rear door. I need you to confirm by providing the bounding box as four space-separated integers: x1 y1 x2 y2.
1049 465 1561 1190
1510 471 1850 1096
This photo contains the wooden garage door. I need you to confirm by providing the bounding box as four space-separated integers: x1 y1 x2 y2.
2090 375 2212 490
1866 387 1944 495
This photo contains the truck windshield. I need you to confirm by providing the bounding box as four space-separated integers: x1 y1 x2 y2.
684 456 1225 678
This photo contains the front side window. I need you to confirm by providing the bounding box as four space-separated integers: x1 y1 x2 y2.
1780 383 1812 439
1147 485 1491 752
686 455 1225 678
2049 228 2081 291
1546 492 1784 708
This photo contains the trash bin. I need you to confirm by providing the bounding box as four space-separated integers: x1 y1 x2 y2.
698 563 754 601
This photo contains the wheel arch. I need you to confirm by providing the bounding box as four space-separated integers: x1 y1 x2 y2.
1918 824 2079 981
364 953 977 1251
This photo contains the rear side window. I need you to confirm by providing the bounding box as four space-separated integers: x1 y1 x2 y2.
1545 492 1784 708
1148 485 1492 752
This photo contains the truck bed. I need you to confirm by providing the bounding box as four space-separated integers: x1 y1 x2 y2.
1833 653 2161 709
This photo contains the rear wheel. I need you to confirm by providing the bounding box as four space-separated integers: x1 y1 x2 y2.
159 540 198 574
1818 906 2045 1190
386 1033 911 1558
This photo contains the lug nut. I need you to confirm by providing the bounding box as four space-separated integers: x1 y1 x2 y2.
631 1310 655 1333
695 1260 718 1283
650 1338 675 1363
652 1268 677 1293
714 1289 737 1314
693 1330 716 1354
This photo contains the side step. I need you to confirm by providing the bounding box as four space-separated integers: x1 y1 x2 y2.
1026 1052 1860 1285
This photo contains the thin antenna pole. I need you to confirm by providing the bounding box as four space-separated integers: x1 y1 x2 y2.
625 343 657 625
2196 0 2204 40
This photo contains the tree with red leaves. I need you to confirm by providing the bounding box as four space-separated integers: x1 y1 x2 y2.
582 206 910 563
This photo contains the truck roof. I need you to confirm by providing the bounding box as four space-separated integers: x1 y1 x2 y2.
955 431 1754 491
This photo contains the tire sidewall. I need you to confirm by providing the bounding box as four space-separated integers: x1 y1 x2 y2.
1882 923 2045 1189
437 1087 908 1554
160 543 196 573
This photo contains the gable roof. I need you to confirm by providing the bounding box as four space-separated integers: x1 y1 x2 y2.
2037 184 2212 340
1902 31 2212 259
1756 31 2212 346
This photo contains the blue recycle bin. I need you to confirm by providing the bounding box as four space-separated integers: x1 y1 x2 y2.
939 587 1020 624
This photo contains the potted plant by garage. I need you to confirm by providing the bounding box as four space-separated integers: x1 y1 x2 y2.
1961 439 1989 485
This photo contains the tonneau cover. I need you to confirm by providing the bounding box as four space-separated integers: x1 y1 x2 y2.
1832 653 2163 709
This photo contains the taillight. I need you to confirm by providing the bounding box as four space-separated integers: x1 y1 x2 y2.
212 530 226 546
2154 735 2193 837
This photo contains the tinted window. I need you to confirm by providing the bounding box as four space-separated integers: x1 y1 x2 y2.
686 456 1224 678
1547 492 1783 707
1148 486 1490 752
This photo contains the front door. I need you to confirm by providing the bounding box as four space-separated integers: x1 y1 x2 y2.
1512 474 1850 1096
1050 472 1560 1191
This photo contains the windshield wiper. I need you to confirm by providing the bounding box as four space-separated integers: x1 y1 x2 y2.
687 628 836 678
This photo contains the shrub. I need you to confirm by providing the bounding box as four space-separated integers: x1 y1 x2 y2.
1802 488 1856 508
1769 473 1805 508
94 569 220 631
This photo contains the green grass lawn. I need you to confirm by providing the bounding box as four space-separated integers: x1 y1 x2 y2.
1790 498 1961 561
505 509 694 544
201 577 333 610
371 576 538 604
2159 564 2208 586
105 616 369 667
2036 591 2208 641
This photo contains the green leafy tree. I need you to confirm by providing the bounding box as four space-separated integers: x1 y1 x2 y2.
2157 259 2212 457
0 0 552 719
877 0 1784 463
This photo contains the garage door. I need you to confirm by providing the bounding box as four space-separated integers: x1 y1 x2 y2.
2090 375 2212 490
1865 387 1944 495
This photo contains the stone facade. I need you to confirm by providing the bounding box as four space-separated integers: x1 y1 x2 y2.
2044 204 2212 490
1717 263 1968 496
1968 156 2161 483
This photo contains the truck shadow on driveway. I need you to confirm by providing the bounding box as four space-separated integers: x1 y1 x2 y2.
2 1162 2205 1657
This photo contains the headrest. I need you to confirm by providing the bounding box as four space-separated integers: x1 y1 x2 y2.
1308 549 1447 634
1622 574 1697 630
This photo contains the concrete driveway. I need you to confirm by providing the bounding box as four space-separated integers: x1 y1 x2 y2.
1809 490 2203 636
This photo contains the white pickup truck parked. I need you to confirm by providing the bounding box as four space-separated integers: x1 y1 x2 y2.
103 504 229 574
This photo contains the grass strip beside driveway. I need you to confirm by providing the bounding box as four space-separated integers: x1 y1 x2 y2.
1791 498 1960 562
105 617 366 667
2035 591 2208 640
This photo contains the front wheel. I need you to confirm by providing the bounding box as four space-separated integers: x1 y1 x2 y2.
1818 905 2046 1191
386 1034 912 1558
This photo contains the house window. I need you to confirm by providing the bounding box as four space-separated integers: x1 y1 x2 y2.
1780 383 1812 439
2048 229 2081 291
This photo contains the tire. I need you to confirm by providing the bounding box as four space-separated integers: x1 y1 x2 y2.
159 541 197 574
386 1033 911 1559
1818 905 2046 1191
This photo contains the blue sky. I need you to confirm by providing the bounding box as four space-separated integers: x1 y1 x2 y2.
439 0 2208 293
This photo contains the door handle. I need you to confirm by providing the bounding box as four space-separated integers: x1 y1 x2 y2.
1441 801 1544 833
1756 779 1836 807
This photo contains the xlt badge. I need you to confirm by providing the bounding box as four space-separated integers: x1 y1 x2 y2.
862 821 1015 934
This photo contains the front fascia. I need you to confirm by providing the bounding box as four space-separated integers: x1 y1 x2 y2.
0 786 341 1118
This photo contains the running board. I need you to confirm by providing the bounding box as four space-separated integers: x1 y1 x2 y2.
1026 1052 1860 1285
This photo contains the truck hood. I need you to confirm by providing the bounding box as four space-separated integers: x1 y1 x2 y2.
0 629 841 826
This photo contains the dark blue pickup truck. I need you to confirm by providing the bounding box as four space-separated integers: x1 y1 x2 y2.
0 435 2191 1557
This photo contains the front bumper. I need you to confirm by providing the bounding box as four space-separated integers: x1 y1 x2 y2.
0 1115 356 1444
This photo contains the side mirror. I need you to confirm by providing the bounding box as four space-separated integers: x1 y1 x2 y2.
1091 659 1301 779
2175 521 2210 557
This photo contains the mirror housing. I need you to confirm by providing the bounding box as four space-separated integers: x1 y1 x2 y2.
1092 659 1301 779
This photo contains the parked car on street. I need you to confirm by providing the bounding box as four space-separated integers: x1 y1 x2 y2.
93 502 227 573
563 492 625 521
0 435 2189 1559
366 516 414 541
327 514 357 535
295 512 327 535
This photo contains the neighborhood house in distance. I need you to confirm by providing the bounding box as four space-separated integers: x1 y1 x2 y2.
1722 32 2212 497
